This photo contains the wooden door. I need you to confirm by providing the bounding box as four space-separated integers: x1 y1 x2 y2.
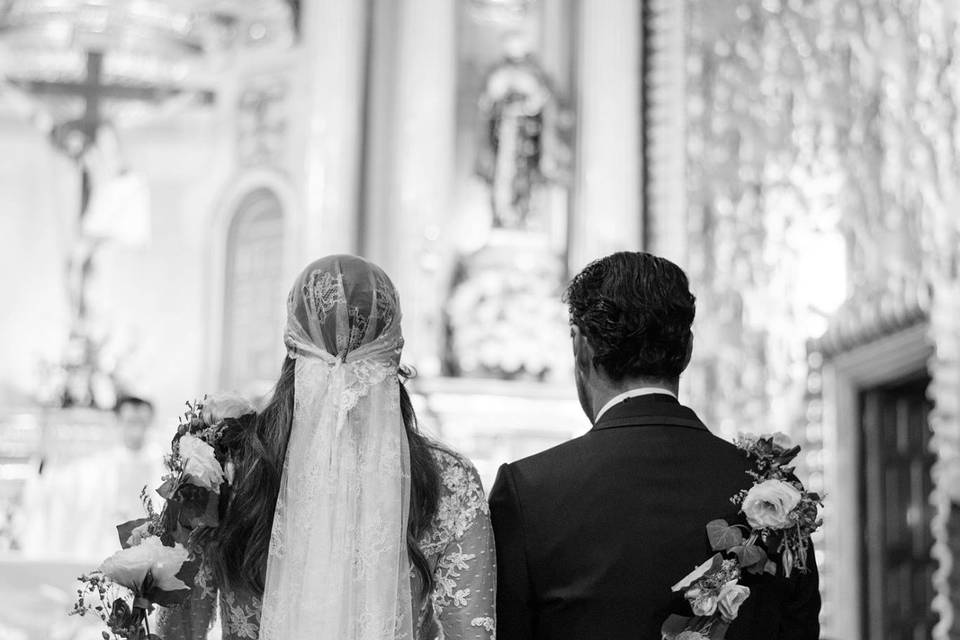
860 375 935 640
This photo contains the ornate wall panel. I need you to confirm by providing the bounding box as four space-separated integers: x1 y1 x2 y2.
681 0 848 440
680 0 960 636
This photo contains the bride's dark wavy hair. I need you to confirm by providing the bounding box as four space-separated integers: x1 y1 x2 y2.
214 358 442 603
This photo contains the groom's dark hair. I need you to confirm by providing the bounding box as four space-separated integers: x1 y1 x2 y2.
564 251 696 381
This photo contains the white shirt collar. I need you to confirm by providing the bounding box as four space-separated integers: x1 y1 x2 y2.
593 387 678 423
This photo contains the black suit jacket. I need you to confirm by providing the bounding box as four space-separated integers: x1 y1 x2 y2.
489 394 821 640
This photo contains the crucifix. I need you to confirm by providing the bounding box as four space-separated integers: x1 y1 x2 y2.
11 50 186 331
10 49 208 406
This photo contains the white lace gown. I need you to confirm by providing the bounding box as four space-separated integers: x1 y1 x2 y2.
155 447 496 640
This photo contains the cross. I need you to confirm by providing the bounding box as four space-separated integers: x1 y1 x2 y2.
10 50 210 215
8 50 210 324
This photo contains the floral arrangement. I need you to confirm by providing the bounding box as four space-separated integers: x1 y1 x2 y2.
661 432 824 640
71 393 256 639
445 259 569 381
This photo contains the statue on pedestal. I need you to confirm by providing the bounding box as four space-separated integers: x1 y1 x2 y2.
475 35 570 231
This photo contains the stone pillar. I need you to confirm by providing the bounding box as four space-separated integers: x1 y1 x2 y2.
370 0 457 375
570 0 642 271
296 0 370 261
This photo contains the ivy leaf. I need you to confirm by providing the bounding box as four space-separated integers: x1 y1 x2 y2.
706 519 744 551
777 446 801 465
731 543 767 571
661 614 696 639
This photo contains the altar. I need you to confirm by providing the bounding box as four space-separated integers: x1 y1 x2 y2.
412 376 585 490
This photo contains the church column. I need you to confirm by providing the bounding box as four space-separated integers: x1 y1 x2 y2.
296 0 370 260
570 0 642 271
642 0 688 266
376 0 457 375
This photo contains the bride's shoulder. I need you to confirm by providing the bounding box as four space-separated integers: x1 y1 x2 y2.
426 444 486 501
427 442 476 475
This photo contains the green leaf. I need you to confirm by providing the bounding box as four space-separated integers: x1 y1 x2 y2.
170 484 220 529
116 518 150 549
764 560 777 575
661 614 695 639
777 446 801 465
731 543 767 570
706 519 744 551
156 478 179 501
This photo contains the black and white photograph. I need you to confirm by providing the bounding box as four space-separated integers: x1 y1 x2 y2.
0 1 958 639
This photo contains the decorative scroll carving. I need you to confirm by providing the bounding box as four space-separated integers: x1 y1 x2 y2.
929 277 960 639
237 80 288 167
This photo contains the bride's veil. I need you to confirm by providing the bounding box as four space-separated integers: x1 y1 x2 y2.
259 255 415 640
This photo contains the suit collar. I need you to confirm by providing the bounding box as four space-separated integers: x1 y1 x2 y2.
593 387 678 423
590 393 709 433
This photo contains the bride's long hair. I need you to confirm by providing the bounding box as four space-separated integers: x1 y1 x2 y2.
215 357 441 602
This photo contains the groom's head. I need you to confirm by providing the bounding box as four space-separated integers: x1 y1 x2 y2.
564 252 696 419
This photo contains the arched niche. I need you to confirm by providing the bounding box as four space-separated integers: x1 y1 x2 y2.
220 187 285 393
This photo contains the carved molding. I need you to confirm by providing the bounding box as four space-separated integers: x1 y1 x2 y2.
928 276 960 639
809 311 932 640
642 0 686 263
808 277 960 639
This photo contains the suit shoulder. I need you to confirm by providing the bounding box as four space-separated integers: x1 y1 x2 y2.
508 432 591 471
712 433 752 464
497 433 593 492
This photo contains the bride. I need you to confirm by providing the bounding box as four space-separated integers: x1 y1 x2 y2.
157 255 496 639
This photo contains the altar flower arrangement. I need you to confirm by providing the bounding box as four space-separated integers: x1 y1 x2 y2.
662 432 823 640
71 393 256 639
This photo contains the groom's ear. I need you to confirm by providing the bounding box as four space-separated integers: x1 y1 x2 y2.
570 324 594 372
682 333 693 370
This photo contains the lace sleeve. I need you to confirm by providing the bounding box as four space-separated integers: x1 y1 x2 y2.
155 553 219 640
431 457 497 640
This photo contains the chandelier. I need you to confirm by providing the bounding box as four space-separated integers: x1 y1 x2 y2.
0 0 296 133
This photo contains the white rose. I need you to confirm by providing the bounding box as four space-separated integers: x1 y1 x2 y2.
179 434 225 493
685 588 718 617
717 580 751 622
201 392 255 425
741 479 802 530
99 536 189 593
771 431 793 450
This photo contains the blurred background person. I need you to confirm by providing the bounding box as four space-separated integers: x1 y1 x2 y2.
16 395 163 560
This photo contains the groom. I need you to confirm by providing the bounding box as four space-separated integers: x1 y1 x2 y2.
489 252 821 639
